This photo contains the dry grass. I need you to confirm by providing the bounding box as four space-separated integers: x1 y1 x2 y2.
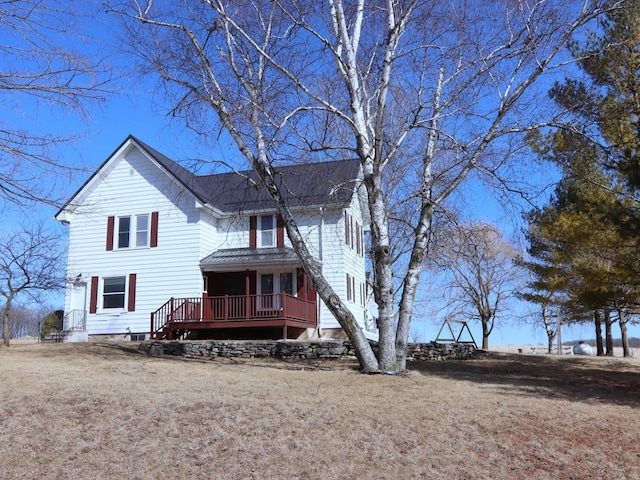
0 343 639 480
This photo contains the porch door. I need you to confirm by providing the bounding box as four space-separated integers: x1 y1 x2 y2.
259 272 295 311
259 273 275 310
68 282 87 330
296 269 316 301
207 271 256 319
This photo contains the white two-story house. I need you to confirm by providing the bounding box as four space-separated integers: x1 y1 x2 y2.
55 135 377 342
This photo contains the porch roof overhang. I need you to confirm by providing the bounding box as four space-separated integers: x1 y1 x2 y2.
199 247 320 271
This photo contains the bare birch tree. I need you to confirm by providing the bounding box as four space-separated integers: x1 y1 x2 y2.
111 0 616 371
0 224 65 347
0 0 110 209
432 222 521 349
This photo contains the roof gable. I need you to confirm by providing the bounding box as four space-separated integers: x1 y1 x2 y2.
56 135 361 219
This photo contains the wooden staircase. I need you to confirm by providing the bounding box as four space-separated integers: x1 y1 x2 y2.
42 330 68 343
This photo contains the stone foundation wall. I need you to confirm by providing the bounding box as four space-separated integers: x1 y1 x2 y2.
139 340 476 361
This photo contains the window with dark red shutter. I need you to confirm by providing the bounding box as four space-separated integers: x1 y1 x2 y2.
249 216 257 249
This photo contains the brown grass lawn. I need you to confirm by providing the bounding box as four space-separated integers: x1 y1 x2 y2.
0 343 639 480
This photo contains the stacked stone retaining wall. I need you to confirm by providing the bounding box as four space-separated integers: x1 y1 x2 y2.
139 340 476 361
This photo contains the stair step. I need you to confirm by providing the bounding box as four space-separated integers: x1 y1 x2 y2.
42 330 67 343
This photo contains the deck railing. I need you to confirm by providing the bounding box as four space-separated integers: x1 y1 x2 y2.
151 293 317 337
63 309 87 332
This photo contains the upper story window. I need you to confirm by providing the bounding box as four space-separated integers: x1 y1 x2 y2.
259 215 275 247
135 214 149 247
118 214 149 249
107 212 158 251
249 214 283 249
118 217 131 248
344 211 365 257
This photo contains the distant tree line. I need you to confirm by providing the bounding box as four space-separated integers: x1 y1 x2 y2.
0 305 62 340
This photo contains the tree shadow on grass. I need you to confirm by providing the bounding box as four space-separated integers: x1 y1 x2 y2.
409 351 640 408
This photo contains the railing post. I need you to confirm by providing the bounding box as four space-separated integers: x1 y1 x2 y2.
224 295 228 321
304 294 307 322
150 312 155 338
281 292 286 316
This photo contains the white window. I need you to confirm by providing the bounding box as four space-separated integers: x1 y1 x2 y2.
135 214 149 247
103 276 126 309
259 215 275 247
118 217 130 249
118 214 150 249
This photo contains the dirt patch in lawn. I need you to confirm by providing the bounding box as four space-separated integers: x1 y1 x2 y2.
0 343 638 479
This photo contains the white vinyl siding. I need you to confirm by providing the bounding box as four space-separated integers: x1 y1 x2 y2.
62 146 205 335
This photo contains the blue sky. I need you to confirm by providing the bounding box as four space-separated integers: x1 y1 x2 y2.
35 96 635 347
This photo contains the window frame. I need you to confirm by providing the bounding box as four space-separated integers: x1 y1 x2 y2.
117 216 131 249
102 276 127 310
135 214 149 247
259 214 275 248
116 214 150 249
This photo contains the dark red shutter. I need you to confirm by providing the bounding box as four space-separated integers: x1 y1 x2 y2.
344 211 349 245
277 215 284 247
90 276 99 313
249 216 257 249
106 216 115 251
352 276 356 302
128 274 137 312
150 212 159 247
346 273 351 301
350 216 354 248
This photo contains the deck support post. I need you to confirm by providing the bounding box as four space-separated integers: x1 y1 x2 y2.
245 271 251 319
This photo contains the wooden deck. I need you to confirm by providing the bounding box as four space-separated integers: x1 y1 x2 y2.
151 293 317 340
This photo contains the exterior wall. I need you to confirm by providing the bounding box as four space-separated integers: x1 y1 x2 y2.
318 191 371 336
215 214 250 251
61 145 206 335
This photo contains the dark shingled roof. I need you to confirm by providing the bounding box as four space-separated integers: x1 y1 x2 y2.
133 136 360 212
200 247 304 268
